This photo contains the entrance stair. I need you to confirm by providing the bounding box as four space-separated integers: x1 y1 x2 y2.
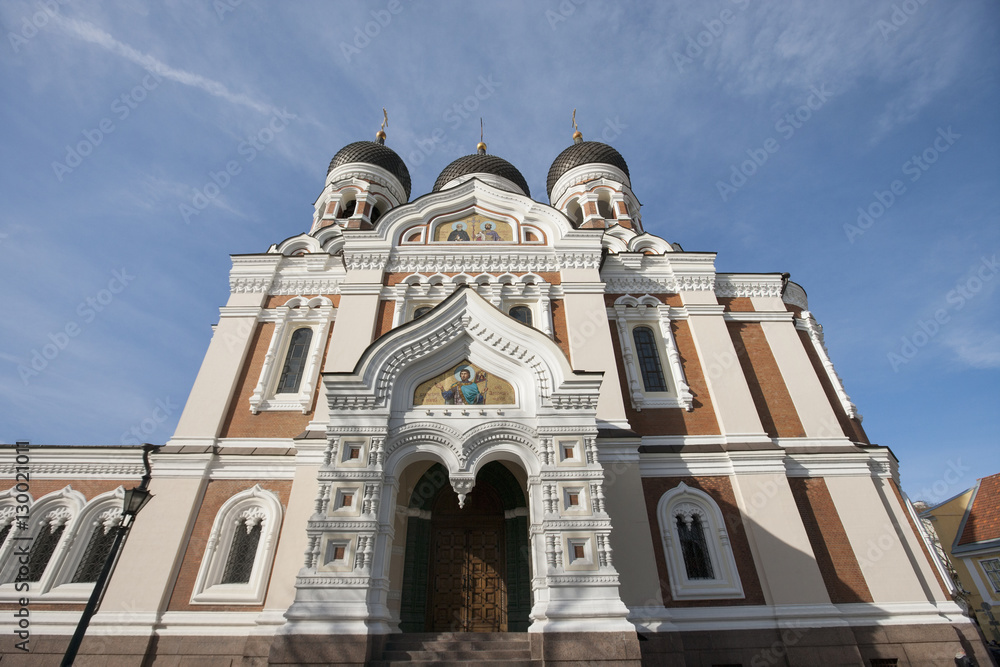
371 632 536 666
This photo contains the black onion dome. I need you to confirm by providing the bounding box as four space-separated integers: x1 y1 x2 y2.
433 153 530 197
546 141 630 200
327 141 411 200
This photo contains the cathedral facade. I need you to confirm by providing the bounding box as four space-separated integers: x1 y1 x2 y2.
0 126 988 666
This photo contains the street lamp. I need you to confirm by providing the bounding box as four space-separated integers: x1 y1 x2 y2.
61 443 157 666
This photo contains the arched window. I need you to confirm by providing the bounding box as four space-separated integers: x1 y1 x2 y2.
676 514 713 580
566 200 584 226
598 197 614 219
221 517 263 584
71 519 121 583
26 514 68 582
191 485 282 604
657 483 743 600
370 205 383 225
509 306 533 326
632 326 668 392
277 328 313 394
413 306 431 320
338 199 356 219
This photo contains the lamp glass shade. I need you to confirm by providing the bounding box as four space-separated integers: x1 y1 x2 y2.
122 487 152 518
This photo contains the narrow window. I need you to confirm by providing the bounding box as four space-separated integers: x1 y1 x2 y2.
567 493 580 507
71 523 120 583
573 544 586 560
370 206 383 225
338 200 356 219
509 306 532 326
983 558 1000 593
347 446 361 460
598 198 614 219
277 328 313 394
676 514 714 580
221 519 262 585
566 201 584 226
27 523 65 582
633 326 668 392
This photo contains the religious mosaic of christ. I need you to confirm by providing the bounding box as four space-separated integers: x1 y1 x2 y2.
433 213 514 243
413 361 516 406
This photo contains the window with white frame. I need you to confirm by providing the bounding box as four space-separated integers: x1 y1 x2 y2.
656 482 744 600
50 487 126 595
191 485 283 604
612 295 693 411
249 296 334 414
0 486 84 596
982 558 1000 594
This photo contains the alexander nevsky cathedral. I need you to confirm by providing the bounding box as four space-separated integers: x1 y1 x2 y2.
0 118 989 666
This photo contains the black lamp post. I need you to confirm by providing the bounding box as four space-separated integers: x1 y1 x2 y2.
61 443 157 667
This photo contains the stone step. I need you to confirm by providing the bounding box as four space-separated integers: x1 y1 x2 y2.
382 649 532 661
383 639 530 651
375 632 536 665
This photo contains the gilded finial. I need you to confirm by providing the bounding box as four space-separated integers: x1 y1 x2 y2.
376 108 388 144
477 118 486 154
572 108 583 144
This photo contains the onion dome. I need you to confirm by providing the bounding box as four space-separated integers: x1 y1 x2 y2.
327 139 411 200
546 140 630 201
433 143 530 197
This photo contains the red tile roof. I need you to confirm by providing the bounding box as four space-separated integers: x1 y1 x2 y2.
958 473 1000 545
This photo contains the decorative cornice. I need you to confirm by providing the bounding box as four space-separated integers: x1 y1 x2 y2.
343 252 390 271
269 277 342 295
230 276 274 294
714 277 783 299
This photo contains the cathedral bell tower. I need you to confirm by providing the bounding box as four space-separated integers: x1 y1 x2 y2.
547 120 641 232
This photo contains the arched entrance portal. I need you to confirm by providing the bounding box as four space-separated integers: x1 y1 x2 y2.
399 462 531 632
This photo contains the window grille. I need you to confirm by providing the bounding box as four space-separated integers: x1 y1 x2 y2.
27 524 65 582
982 558 1000 593
221 520 262 584
509 306 533 326
676 514 714 580
633 326 668 392
276 328 313 394
71 524 120 583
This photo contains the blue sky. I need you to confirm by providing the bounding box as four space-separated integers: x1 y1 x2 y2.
1 0 997 503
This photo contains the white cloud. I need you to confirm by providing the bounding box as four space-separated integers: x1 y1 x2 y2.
49 14 282 116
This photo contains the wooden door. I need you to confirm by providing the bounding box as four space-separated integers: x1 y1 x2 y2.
427 484 507 632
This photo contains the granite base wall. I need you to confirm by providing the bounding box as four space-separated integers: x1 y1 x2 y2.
2 623 991 666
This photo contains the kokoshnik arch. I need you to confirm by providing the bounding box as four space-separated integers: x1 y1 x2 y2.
0 123 989 666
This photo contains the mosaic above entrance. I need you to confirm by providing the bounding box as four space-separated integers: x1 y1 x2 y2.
432 214 513 243
413 361 515 406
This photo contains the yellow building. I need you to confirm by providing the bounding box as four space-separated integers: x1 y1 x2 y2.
921 473 1000 643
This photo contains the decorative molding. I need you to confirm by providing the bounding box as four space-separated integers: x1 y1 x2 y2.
796 311 861 422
